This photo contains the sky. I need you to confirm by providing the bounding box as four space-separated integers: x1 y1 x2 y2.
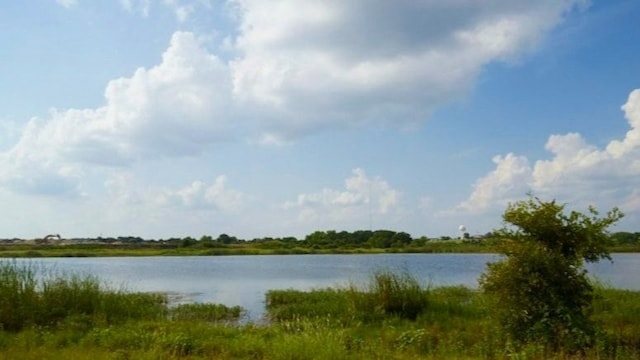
1 0 639 240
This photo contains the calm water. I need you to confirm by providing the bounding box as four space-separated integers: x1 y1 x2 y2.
13 253 640 320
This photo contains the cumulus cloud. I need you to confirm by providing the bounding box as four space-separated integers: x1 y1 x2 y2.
455 153 532 214
1 1 585 196
230 0 584 140
106 173 247 211
0 32 231 196
284 168 400 224
455 89 640 216
156 176 247 211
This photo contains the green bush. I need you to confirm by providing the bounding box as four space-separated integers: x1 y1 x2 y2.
480 197 623 352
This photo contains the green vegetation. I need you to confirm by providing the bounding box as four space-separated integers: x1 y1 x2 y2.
1 262 638 359
0 260 168 332
3 227 640 258
481 198 623 353
268 271 429 323
170 303 244 323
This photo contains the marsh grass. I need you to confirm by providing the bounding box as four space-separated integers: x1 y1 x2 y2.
0 260 166 331
265 272 640 359
171 303 245 323
353 270 429 320
592 287 640 357
267 270 430 324
1 262 640 359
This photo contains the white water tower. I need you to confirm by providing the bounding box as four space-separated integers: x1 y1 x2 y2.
458 225 467 239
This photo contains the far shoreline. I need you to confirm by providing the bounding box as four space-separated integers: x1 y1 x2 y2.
1 242 639 258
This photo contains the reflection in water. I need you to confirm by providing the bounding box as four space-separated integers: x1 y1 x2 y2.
13 253 639 321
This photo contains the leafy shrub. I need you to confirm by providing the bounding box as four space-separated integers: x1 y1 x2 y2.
480 197 623 352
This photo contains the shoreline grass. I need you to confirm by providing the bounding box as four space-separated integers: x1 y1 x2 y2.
2 243 639 259
0 241 538 258
0 261 639 359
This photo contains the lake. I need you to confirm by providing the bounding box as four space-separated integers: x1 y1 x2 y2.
12 253 640 321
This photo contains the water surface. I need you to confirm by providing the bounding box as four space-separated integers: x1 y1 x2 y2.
14 253 639 320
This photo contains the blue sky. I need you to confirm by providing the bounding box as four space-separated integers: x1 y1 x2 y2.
1 0 639 240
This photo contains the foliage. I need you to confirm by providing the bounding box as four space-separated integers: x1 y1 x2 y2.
480 197 623 352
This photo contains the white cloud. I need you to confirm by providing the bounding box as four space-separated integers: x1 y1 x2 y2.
156 175 247 211
455 153 532 214
106 173 247 211
455 89 640 217
1 1 586 197
229 0 584 141
0 32 231 196
284 168 400 224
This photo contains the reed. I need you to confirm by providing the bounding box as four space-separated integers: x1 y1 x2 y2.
0 260 166 332
170 303 245 323
355 270 429 320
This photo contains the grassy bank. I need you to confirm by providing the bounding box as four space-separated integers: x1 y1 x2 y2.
2 239 640 258
0 262 639 359
0 241 525 258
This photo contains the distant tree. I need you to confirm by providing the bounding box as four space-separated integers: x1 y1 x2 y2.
410 236 429 247
610 231 640 245
180 237 197 248
199 235 221 248
368 230 396 248
352 230 373 245
200 235 214 243
480 197 623 352
216 233 238 244
305 231 330 248
391 232 412 247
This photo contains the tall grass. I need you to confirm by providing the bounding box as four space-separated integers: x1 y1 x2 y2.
267 270 430 323
353 270 429 320
170 303 245 323
1 263 640 359
0 260 166 331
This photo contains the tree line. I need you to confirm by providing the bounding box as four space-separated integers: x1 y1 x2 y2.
26 229 635 250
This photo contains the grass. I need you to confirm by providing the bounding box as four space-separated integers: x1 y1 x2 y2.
0 261 639 359
0 241 504 258
0 260 168 331
171 303 245 323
